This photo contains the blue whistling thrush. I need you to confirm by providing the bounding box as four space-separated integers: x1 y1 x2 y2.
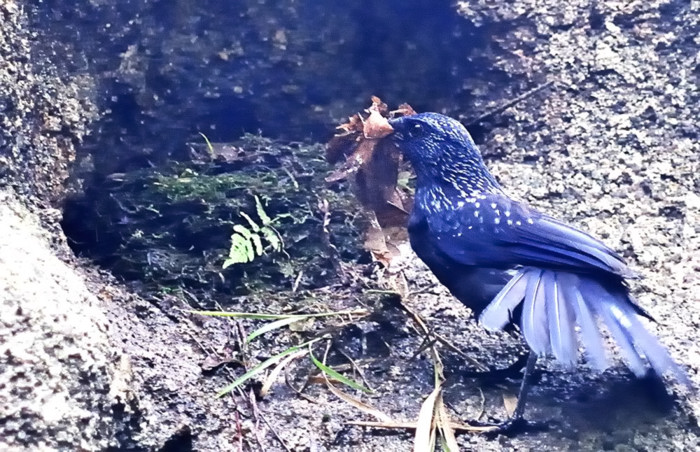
388 112 687 430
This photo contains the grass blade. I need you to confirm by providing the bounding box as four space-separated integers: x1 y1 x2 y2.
345 420 500 433
311 343 391 422
246 317 307 343
309 347 373 394
321 376 392 422
216 338 321 398
189 311 298 320
413 384 441 452
436 393 459 452
198 132 215 156
260 349 308 398
189 308 368 321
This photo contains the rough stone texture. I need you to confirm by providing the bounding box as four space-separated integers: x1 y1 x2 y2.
0 191 114 451
0 195 259 450
0 192 243 451
89 270 243 451
0 1 97 206
0 4 112 449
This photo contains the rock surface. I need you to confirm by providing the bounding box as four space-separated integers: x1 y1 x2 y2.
0 1 97 205
0 192 114 451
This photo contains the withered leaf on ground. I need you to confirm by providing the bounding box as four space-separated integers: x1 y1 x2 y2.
326 97 416 264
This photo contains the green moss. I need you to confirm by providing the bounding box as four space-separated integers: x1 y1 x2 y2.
152 169 285 203
71 134 369 307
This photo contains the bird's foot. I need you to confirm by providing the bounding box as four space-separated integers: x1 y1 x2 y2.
468 416 550 437
462 352 547 437
461 353 529 383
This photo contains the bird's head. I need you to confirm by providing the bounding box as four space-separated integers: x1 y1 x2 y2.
388 112 500 195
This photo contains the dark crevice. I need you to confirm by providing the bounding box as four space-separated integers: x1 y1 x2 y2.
158 426 193 452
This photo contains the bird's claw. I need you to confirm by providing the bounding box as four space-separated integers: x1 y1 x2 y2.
460 353 529 384
469 416 550 437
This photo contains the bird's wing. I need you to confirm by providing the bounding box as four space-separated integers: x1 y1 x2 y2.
424 193 635 278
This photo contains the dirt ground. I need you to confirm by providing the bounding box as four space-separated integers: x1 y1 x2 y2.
1 0 698 451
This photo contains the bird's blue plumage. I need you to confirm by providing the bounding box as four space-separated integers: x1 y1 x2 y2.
418 190 634 277
389 112 686 382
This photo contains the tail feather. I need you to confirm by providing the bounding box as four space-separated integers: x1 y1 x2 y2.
579 278 684 380
544 272 577 367
478 267 687 383
589 285 689 383
558 274 608 370
610 302 674 373
613 300 690 385
521 269 550 355
480 269 529 330
595 298 648 377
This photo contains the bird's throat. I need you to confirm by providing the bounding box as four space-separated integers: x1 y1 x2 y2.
415 167 501 212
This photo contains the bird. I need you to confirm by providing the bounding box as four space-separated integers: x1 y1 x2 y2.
386 112 687 431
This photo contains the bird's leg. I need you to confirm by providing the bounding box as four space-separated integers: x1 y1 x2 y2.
469 351 548 435
506 351 537 423
460 352 529 383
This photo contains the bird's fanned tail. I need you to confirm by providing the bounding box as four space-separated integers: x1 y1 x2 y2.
480 268 688 384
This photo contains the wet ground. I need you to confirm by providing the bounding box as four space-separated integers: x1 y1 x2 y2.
1 0 698 450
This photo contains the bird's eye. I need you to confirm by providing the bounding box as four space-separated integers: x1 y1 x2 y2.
406 122 423 137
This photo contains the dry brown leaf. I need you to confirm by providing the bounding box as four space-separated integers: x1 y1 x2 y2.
502 392 518 418
362 103 393 140
364 223 393 267
394 103 417 117
326 97 417 266
325 138 376 183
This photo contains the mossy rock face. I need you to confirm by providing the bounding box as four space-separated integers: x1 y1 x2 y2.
63 134 367 304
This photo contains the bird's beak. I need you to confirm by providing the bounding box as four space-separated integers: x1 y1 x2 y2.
386 117 405 141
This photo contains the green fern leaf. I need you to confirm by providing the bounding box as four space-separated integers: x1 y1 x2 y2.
239 211 260 232
255 195 272 225
223 233 254 267
261 226 283 252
